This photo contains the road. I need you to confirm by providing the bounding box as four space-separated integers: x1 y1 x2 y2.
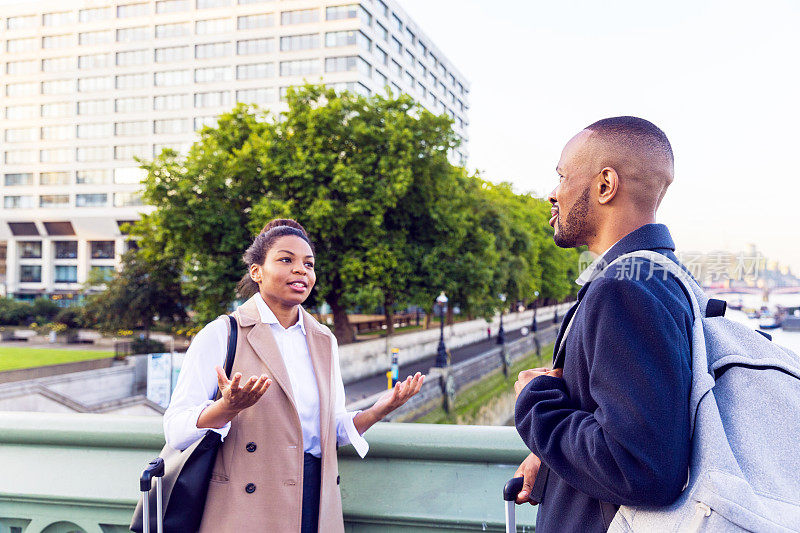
344 323 559 403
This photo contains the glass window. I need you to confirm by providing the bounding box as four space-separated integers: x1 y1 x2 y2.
154 93 190 110
76 169 111 184
116 72 149 89
405 28 415 44
325 56 370 77
42 57 73 73
4 128 37 143
114 192 144 207
391 13 402 31
194 116 218 130
20 265 42 283
6 37 37 53
281 8 318 25
6 106 37 120
280 59 319 77
90 241 115 259
237 37 274 55
115 96 149 113
43 12 74 26
90 265 115 281
236 88 275 105
41 195 70 208
195 42 232 59
155 22 190 38
196 18 233 34
114 120 150 136
154 118 190 134
118 3 149 18
42 34 72 49
41 102 71 118
6 82 38 98
391 36 402 54
4 196 35 209
325 30 356 47
374 69 387 88
155 46 191 63
79 6 112 22
236 63 274 80
238 0 274 3
329 81 370 96
77 99 113 115
79 30 113 46
194 90 231 108
114 145 148 161
376 46 388 65
77 76 114 92
404 49 414 65
55 241 78 259
114 167 146 184
391 59 401 76
40 172 71 185
377 0 388 16
76 146 111 162
76 194 109 208
77 123 113 139
5 151 37 164
40 148 71 163
237 14 274 30
117 26 149 42
326 4 358 20
41 125 72 141
42 79 73 95
377 22 388 41
20 241 43 258
197 0 231 8
54 265 78 283
5 173 34 186
194 66 232 83
403 71 414 86
280 33 319 51
154 70 191 87
79 53 112 69
156 0 190 13
7 15 37 30
6 60 38 75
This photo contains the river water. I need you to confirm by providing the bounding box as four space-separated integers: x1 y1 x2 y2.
715 292 800 355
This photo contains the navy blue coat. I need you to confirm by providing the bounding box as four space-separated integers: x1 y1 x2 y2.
515 223 694 532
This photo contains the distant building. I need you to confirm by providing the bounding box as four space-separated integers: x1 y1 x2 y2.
0 0 470 303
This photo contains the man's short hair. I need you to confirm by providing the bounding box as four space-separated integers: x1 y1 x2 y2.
585 116 673 166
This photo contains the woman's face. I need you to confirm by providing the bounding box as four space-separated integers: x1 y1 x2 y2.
251 235 316 308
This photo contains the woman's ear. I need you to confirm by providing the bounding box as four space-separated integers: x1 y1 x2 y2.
249 263 262 284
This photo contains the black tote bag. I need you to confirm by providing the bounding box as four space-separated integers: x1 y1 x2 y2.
130 314 237 533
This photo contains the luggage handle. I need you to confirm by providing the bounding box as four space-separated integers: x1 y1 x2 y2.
503 477 525 533
140 458 165 533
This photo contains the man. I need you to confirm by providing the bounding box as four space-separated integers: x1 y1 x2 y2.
513 117 694 532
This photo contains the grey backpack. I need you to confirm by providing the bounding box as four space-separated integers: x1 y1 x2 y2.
605 251 800 532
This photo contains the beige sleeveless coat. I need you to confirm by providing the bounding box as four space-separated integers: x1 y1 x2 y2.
198 296 344 533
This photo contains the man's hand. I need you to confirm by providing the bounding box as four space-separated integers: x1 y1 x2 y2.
514 368 563 399
217 366 272 413
513 452 542 505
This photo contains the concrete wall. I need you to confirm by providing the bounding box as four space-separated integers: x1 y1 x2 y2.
339 302 572 384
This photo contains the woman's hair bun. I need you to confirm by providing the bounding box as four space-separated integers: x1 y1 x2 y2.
261 218 309 238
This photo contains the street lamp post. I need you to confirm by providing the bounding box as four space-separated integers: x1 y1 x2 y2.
497 293 507 346
435 291 449 367
531 291 539 333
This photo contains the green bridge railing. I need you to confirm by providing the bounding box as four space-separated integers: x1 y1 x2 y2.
0 412 537 532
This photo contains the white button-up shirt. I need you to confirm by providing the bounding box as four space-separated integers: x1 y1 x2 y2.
164 294 368 458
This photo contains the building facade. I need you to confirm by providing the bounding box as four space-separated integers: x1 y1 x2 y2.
0 0 470 302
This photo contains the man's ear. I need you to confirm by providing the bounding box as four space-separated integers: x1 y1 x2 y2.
597 167 619 205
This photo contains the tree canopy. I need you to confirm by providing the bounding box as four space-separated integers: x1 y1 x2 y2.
128 85 580 342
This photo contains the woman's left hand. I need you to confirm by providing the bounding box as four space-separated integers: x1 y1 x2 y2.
372 372 425 418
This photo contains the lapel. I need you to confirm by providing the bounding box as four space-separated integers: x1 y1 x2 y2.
303 308 333 448
237 296 298 413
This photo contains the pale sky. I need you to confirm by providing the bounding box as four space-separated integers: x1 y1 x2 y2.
400 0 800 272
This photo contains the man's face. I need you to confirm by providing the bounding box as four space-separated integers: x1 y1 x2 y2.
548 130 594 248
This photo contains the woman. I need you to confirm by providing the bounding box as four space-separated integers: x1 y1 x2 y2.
164 219 424 533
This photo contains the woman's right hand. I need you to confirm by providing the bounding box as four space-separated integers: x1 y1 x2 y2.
216 366 272 413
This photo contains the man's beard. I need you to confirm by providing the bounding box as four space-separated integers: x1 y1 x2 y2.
553 185 591 248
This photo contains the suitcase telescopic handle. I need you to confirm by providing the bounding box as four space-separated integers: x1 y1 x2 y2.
503 476 525 501
140 457 165 492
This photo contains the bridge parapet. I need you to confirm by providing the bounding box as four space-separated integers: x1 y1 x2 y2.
0 412 537 532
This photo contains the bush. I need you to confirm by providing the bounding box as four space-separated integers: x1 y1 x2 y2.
55 307 85 329
131 337 167 355
32 298 60 324
0 298 33 326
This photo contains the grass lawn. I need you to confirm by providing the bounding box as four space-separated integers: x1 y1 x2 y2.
0 347 115 372
414 342 555 425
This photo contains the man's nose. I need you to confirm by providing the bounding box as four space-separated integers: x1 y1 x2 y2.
548 187 558 206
